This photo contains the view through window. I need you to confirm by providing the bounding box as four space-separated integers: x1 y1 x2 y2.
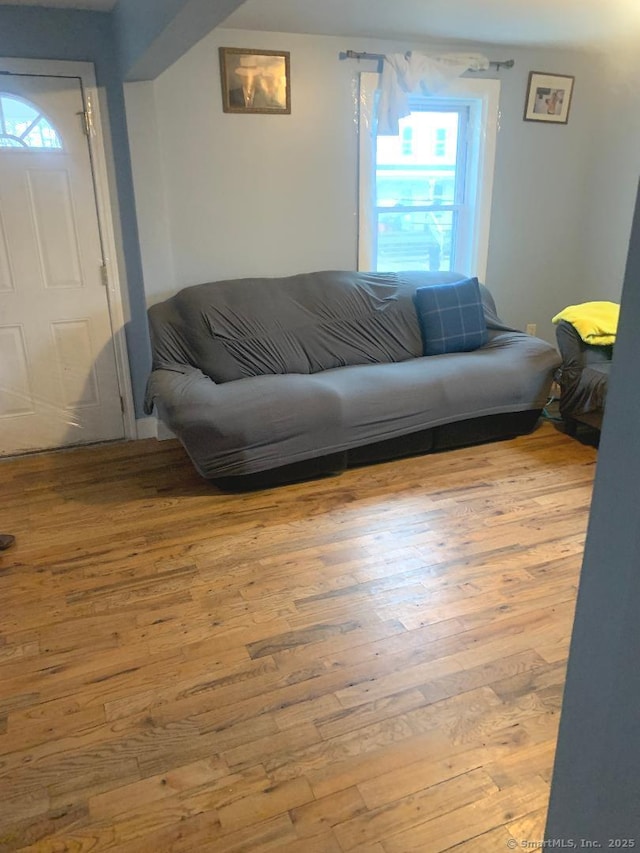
376 106 466 273
0 94 62 149
359 74 500 281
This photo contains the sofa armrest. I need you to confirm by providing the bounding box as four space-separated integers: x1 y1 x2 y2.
556 320 614 371
144 364 218 420
145 365 348 479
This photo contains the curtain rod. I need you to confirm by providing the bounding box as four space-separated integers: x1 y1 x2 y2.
339 49 514 71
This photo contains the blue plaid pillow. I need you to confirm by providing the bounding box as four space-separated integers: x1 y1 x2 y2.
414 277 489 356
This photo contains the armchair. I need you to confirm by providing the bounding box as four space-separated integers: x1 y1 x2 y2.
554 320 613 434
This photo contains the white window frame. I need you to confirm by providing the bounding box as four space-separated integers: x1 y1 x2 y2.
358 72 500 282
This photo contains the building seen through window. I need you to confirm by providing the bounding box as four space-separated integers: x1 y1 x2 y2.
375 109 461 272
359 75 499 279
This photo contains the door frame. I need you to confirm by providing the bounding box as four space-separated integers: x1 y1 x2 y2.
0 57 136 440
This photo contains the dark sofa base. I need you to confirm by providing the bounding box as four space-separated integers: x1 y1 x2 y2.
212 409 542 491
562 411 603 436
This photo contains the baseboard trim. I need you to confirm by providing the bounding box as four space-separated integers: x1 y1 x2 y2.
158 422 175 440
135 417 175 441
136 417 158 439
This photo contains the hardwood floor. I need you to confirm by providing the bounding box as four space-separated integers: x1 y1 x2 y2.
0 422 597 852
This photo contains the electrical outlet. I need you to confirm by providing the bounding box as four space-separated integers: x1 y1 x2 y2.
526 323 537 336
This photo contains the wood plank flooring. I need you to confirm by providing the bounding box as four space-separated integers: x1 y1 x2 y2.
0 422 597 851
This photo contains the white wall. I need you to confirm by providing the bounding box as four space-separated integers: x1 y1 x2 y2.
128 26 635 343
154 29 360 288
481 47 604 338
581 47 640 301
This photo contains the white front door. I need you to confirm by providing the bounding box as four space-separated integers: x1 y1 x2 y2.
0 73 125 455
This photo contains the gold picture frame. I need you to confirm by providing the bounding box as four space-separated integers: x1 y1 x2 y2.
524 72 575 124
219 47 291 114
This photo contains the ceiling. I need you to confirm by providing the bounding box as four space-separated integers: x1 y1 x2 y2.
222 0 640 51
1 0 638 49
0 0 116 9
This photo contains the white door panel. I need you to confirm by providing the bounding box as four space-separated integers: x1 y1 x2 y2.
0 74 124 454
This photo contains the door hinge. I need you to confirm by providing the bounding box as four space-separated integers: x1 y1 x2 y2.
100 262 109 288
120 396 126 414
80 104 95 137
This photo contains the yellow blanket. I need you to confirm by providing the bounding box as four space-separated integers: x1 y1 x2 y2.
552 301 619 346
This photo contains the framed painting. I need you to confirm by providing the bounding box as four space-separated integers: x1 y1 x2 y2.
219 47 291 114
524 72 574 124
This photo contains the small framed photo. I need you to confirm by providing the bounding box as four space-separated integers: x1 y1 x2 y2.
524 72 575 124
219 47 291 114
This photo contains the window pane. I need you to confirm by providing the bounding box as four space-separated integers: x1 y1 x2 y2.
376 111 459 207
374 110 459 271
359 72 499 279
0 95 62 149
432 178 455 205
377 210 454 272
1 96 39 137
0 137 24 148
23 119 62 150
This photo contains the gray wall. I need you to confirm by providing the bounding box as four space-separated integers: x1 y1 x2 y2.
114 0 186 80
115 0 245 81
546 182 640 844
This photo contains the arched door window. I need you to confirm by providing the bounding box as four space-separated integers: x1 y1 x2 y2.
0 94 63 149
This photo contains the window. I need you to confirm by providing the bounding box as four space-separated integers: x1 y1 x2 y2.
401 126 413 156
359 74 499 280
0 94 63 150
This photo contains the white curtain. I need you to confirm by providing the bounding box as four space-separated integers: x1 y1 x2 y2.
378 51 490 135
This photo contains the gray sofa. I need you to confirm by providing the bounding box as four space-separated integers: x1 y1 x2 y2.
145 270 560 488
